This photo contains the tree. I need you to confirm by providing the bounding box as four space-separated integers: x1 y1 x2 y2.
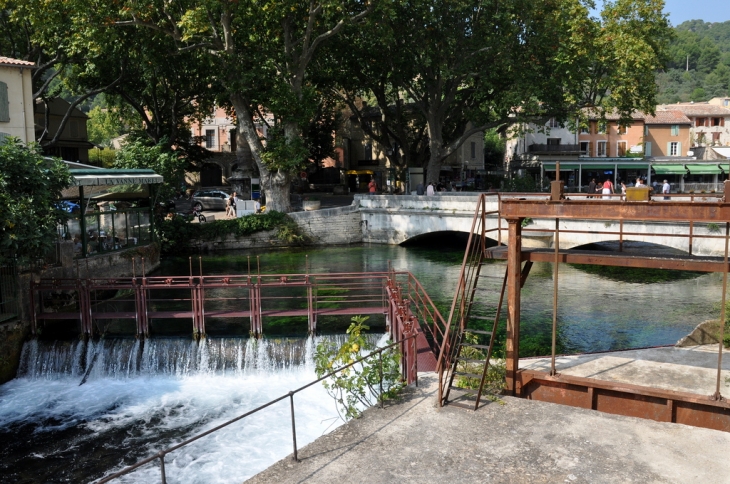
113 139 186 201
114 0 373 213
87 104 125 147
0 139 71 262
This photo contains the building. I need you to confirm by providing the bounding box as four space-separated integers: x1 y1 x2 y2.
655 102 730 159
34 98 93 163
0 56 35 144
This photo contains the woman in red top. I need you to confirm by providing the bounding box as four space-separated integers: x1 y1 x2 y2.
602 178 613 198
368 179 377 194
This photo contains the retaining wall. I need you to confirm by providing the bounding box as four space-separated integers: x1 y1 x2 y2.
289 204 363 245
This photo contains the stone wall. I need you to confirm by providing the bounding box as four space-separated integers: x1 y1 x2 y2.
0 320 30 383
190 229 287 251
289 204 363 245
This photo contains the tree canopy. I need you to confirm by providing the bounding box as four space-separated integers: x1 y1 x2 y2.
0 139 71 262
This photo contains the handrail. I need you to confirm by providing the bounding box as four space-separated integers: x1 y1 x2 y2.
95 333 418 484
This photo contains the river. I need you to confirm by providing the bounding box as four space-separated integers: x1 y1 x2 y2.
0 242 723 483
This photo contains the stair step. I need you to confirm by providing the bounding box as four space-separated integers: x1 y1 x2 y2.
448 385 477 394
446 401 477 410
462 343 491 350
465 328 492 335
457 357 486 364
454 371 484 380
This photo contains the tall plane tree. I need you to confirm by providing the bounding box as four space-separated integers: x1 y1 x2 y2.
114 0 372 212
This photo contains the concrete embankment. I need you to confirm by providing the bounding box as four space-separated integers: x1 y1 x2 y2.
248 373 730 484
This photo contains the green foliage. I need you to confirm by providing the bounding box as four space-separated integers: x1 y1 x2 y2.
156 211 291 254
454 331 506 397
707 223 721 234
260 127 310 173
87 105 125 147
88 148 116 168
276 220 311 246
113 140 186 201
314 316 403 421
0 139 71 262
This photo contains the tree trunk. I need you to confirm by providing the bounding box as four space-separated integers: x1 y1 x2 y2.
230 93 292 213
425 116 444 185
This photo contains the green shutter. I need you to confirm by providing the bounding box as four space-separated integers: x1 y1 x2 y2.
0 81 9 122
677 142 682 156
644 142 651 156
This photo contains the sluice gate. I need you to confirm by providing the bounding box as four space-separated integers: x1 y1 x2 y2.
30 266 442 378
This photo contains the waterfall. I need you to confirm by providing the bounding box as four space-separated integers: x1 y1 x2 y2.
15 334 379 381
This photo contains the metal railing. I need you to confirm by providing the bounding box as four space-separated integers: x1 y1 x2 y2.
94 333 418 484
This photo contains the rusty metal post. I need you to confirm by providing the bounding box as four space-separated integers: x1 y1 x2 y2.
497 192 502 246
506 219 523 396
551 217 560 376
714 222 729 400
689 221 694 256
619 220 624 252
379 350 384 408
289 391 299 462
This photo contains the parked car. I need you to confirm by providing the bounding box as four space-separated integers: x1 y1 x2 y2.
191 189 230 211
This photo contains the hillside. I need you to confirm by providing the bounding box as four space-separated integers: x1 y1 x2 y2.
657 20 730 103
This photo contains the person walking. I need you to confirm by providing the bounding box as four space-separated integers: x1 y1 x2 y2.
662 179 671 200
602 178 614 198
588 178 596 199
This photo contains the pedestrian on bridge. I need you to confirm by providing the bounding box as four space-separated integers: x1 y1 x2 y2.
588 178 596 198
602 178 614 198
662 180 670 200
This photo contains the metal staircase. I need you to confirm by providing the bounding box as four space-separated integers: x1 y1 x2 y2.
436 194 509 409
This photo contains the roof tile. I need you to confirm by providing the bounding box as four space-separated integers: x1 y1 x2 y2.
0 56 36 67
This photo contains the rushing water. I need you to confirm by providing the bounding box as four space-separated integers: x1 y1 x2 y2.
1 242 725 483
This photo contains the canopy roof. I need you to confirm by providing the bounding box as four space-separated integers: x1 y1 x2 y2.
651 164 688 175
685 164 723 175
70 169 163 187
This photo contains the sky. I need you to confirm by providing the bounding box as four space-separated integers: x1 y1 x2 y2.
593 1 730 26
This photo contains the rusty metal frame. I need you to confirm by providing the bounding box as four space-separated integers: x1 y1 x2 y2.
495 193 730 432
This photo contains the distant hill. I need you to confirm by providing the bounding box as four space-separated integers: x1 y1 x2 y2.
656 20 730 104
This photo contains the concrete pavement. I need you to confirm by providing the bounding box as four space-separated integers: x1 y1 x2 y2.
247 372 730 484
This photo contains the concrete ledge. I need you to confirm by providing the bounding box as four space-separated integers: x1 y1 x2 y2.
248 374 730 483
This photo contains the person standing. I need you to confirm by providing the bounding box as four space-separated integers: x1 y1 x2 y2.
587 178 596 199
621 182 627 195
602 178 614 198
368 178 377 194
662 179 670 200
426 182 435 196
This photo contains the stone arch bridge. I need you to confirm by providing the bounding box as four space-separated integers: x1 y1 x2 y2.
355 193 727 257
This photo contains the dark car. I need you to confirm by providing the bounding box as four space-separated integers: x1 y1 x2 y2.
191 189 230 211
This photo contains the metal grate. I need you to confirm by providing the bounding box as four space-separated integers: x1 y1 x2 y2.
0 259 19 323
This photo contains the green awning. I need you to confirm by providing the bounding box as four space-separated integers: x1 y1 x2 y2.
577 164 616 169
685 164 723 175
616 163 650 169
543 163 580 170
651 164 687 175
719 164 729 173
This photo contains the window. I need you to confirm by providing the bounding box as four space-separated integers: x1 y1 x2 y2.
697 132 706 145
671 125 679 136
547 138 561 146
696 118 707 127
470 141 476 159
596 141 607 157
0 81 8 122
669 141 680 156
597 122 607 134
547 117 560 128
205 129 215 148
579 141 590 156
617 125 627 135
713 132 721 144
712 117 724 127
580 124 589 134
69 120 79 138
617 141 627 156
644 142 652 156
229 129 237 152
364 142 372 160
644 125 649 136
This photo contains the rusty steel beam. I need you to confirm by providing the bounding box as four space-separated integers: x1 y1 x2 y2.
484 246 729 273
500 199 730 222
517 369 730 432
505 219 523 396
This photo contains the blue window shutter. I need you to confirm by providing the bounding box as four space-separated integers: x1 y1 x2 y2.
644 142 651 156
0 82 9 122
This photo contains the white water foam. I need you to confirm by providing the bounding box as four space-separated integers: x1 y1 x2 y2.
1 334 385 483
